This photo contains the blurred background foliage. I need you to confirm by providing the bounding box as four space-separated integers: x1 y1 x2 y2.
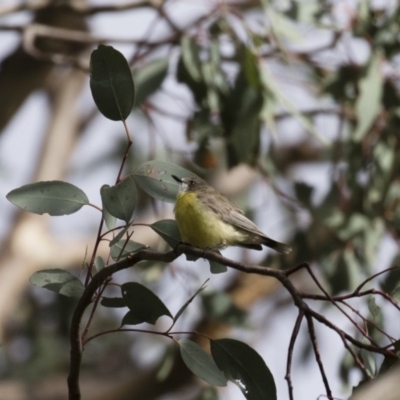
1 0 400 399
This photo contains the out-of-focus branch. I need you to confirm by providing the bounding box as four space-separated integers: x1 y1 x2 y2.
0 0 158 17
0 68 86 340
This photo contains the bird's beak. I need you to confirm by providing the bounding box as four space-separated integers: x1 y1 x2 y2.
172 175 182 183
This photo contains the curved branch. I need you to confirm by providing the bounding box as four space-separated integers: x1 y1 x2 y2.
67 245 400 399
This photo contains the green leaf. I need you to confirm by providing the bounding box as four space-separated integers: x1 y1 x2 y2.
121 282 172 325
157 347 176 381
195 387 219 400
323 251 351 295
133 58 169 106
367 296 381 319
101 297 126 308
209 259 228 274
211 338 277 400
94 256 105 272
379 258 400 295
30 269 84 298
202 291 247 326
294 182 314 206
90 44 135 121
100 176 137 223
151 219 181 248
221 70 262 168
337 213 370 240
379 339 400 375
263 6 303 41
173 279 209 324
110 240 145 261
134 160 197 202
177 54 208 106
260 65 330 146
359 339 376 378
373 141 395 174
109 224 130 247
103 205 117 230
353 54 383 141
181 36 202 82
180 339 227 387
7 181 89 216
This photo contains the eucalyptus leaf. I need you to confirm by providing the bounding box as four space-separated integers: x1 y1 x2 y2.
367 296 381 319
103 205 117 230
100 176 137 223
180 339 227 387
181 36 202 82
134 58 169 106
101 297 126 308
30 269 84 298
134 160 197 202
294 182 314 206
151 219 181 248
221 70 262 167
110 240 145 261
195 387 219 400
173 279 209 324
209 258 228 274
90 44 135 121
211 339 277 400
121 282 172 325
109 224 130 247
7 181 89 216
353 54 383 141
94 256 105 272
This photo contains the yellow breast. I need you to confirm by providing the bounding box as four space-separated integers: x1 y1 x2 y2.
174 191 244 249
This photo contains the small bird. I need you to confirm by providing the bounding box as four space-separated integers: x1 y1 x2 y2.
172 175 291 254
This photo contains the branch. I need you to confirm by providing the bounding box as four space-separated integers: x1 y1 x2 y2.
285 310 305 400
67 245 306 399
0 0 155 17
67 246 400 399
306 314 333 400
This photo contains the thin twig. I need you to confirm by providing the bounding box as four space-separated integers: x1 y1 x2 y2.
306 314 333 400
300 264 380 347
285 310 305 400
338 333 370 379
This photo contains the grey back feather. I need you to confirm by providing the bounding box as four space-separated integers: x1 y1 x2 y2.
197 190 266 238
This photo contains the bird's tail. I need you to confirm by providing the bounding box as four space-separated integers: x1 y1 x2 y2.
262 237 292 254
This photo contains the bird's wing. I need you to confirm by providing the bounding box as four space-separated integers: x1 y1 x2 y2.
199 191 264 236
222 211 264 236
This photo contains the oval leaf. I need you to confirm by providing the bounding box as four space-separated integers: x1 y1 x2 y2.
180 339 227 387
173 279 208 324
101 297 126 308
134 160 197 202
121 282 172 325
95 256 105 272
100 176 137 223
210 338 277 400
134 58 169 107
90 44 135 121
6 181 89 216
103 202 117 230
109 225 130 247
110 240 144 261
353 53 383 141
181 36 202 82
30 269 84 298
209 259 228 274
195 387 219 400
151 219 181 248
